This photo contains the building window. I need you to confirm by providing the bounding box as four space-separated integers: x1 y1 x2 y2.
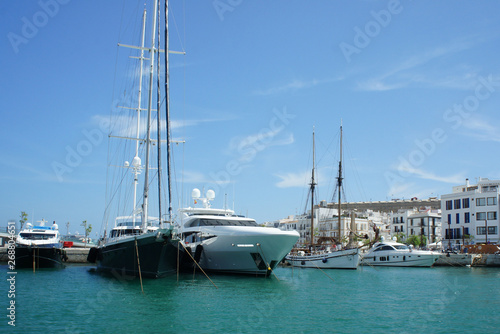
456 213 460 224
465 212 470 224
487 212 497 220
477 226 498 235
464 227 469 236
477 212 486 220
463 198 470 209
483 185 498 192
446 200 452 210
454 199 461 209
487 197 497 206
447 214 451 224
477 198 486 206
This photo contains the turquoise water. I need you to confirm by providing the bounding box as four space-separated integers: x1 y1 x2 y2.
2 264 500 333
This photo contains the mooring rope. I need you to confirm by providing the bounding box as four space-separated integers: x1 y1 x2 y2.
135 238 144 294
178 241 218 289
257 243 280 281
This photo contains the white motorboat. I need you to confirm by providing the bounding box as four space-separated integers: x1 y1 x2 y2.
361 238 440 267
15 220 65 268
177 189 300 276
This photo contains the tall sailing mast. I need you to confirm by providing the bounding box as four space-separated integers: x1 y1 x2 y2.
310 129 317 248
164 0 173 223
337 122 343 243
142 0 160 231
132 9 147 225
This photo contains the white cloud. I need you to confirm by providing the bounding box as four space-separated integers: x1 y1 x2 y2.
356 80 407 92
275 170 311 188
396 164 465 184
462 118 500 142
275 167 332 189
92 114 228 139
357 36 479 92
227 128 294 163
254 77 343 96
386 182 416 199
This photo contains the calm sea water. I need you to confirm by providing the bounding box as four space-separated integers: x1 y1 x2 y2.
2 264 500 333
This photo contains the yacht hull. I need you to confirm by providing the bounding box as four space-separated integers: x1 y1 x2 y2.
183 229 299 276
15 246 65 269
285 248 360 269
88 230 178 279
361 252 440 267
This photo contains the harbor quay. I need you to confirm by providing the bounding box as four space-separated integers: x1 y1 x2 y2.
0 246 90 264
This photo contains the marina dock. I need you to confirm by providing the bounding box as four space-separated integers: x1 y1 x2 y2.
0 246 90 264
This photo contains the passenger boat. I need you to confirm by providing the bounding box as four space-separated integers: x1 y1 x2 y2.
15 220 65 269
361 238 440 267
177 189 299 276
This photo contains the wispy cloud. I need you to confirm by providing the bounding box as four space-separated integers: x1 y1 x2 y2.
180 170 211 184
386 182 416 199
396 164 465 184
356 80 407 91
254 77 343 96
462 118 500 142
179 170 234 186
387 182 441 201
275 170 311 188
92 114 227 139
0 157 96 184
357 36 480 92
274 167 331 189
227 128 294 163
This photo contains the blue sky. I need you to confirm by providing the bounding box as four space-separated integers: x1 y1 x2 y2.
1 0 500 237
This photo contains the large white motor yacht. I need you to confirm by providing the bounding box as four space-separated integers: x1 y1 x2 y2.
177 189 300 276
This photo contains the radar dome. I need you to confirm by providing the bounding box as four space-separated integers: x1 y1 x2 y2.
192 188 201 199
132 156 141 167
206 189 215 201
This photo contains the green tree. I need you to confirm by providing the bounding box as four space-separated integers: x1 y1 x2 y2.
19 211 28 230
407 235 427 248
81 220 92 242
393 232 406 243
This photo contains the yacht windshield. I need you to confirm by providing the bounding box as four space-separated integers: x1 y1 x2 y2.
187 218 258 227
110 229 142 238
394 244 409 250
20 233 56 240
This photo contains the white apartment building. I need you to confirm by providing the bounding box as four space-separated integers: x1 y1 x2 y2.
441 178 500 248
390 208 441 244
277 206 386 246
